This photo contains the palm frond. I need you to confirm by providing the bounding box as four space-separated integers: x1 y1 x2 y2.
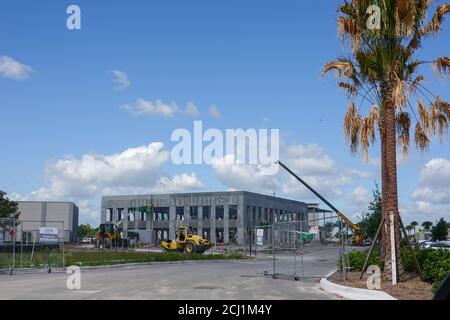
433 57 450 78
408 75 425 95
414 122 430 151
430 97 450 140
359 105 379 156
435 97 450 119
343 102 362 154
337 82 358 97
396 111 411 155
395 0 417 36
322 59 356 79
422 4 450 36
393 75 408 109
417 100 431 132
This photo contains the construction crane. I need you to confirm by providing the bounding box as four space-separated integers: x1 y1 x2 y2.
275 160 364 245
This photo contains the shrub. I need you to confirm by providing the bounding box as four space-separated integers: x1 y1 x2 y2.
340 249 383 272
402 244 421 272
419 249 450 292
64 250 248 267
341 246 450 293
402 246 450 292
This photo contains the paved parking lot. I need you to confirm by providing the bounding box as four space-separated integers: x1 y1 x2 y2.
0 247 342 300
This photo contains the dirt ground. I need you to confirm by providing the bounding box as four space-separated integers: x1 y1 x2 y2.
329 271 434 300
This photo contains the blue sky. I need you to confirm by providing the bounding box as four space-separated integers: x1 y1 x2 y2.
1 0 449 226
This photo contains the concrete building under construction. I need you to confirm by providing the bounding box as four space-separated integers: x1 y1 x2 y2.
101 191 310 245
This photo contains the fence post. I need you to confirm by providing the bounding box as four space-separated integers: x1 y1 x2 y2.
20 223 23 269
62 221 65 268
300 220 304 279
12 217 16 272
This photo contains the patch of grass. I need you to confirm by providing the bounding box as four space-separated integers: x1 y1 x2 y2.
65 250 249 267
1 248 64 269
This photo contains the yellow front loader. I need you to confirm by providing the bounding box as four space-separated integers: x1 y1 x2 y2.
95 222 119 249
161 226 212 254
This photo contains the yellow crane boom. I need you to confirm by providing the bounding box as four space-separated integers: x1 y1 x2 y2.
276 161 360 231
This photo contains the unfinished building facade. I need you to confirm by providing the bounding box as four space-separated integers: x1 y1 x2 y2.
100 191 309 245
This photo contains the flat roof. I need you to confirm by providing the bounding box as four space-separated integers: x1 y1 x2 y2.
17 200 78 206
102 190 306 205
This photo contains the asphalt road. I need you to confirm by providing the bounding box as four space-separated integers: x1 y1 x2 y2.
0 247 342 300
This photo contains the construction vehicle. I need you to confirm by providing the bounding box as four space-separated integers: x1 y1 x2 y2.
95 222 119 249
276 161 365 246
95 204 153 249
161 226 213 253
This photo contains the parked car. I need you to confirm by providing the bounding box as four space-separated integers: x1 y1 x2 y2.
419 240 434 248
80 237 92 245
424 241 450 251
363 239 372 247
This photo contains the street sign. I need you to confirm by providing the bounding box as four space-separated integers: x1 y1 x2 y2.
256 229 264 245
309 226 319 234
38 227 58 244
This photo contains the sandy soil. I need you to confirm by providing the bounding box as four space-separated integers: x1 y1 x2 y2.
329 271 434 300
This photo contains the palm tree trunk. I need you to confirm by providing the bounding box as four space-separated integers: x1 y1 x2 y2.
380 106 387 264
380 78 405 283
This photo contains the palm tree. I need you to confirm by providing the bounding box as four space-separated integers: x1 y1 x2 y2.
406 224 414 236
323 1 450 282
422 221 433 231
411 221 419 234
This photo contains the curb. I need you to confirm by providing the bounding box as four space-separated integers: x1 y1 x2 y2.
319 273 397 300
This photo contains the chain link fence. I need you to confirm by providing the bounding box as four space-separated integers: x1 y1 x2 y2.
251 214 351 281
0 218 16 274
0 219 65 274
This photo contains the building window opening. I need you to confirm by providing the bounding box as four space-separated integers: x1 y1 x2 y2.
154 207 169 221
229 205 238 220
203 228 210 241
176 207 184 221
229 228 238 244
156 230 162 242
216 206 224 220
190 206 198 220
202 206 211 220
117 208 124 222
216 228 224 243
127 208 135 221
106 208 113 222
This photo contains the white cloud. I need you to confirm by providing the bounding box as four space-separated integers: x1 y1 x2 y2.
185 102 200 117
350 186 370 206
120 99 179 118
111 70 130 89
209 105 222 119
0 56 34 80
412 158 450 205
400 158 450 224
209 143 370 206
120 99 202 118
14 143 204 225
152 173 204 193
211 155 278 193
